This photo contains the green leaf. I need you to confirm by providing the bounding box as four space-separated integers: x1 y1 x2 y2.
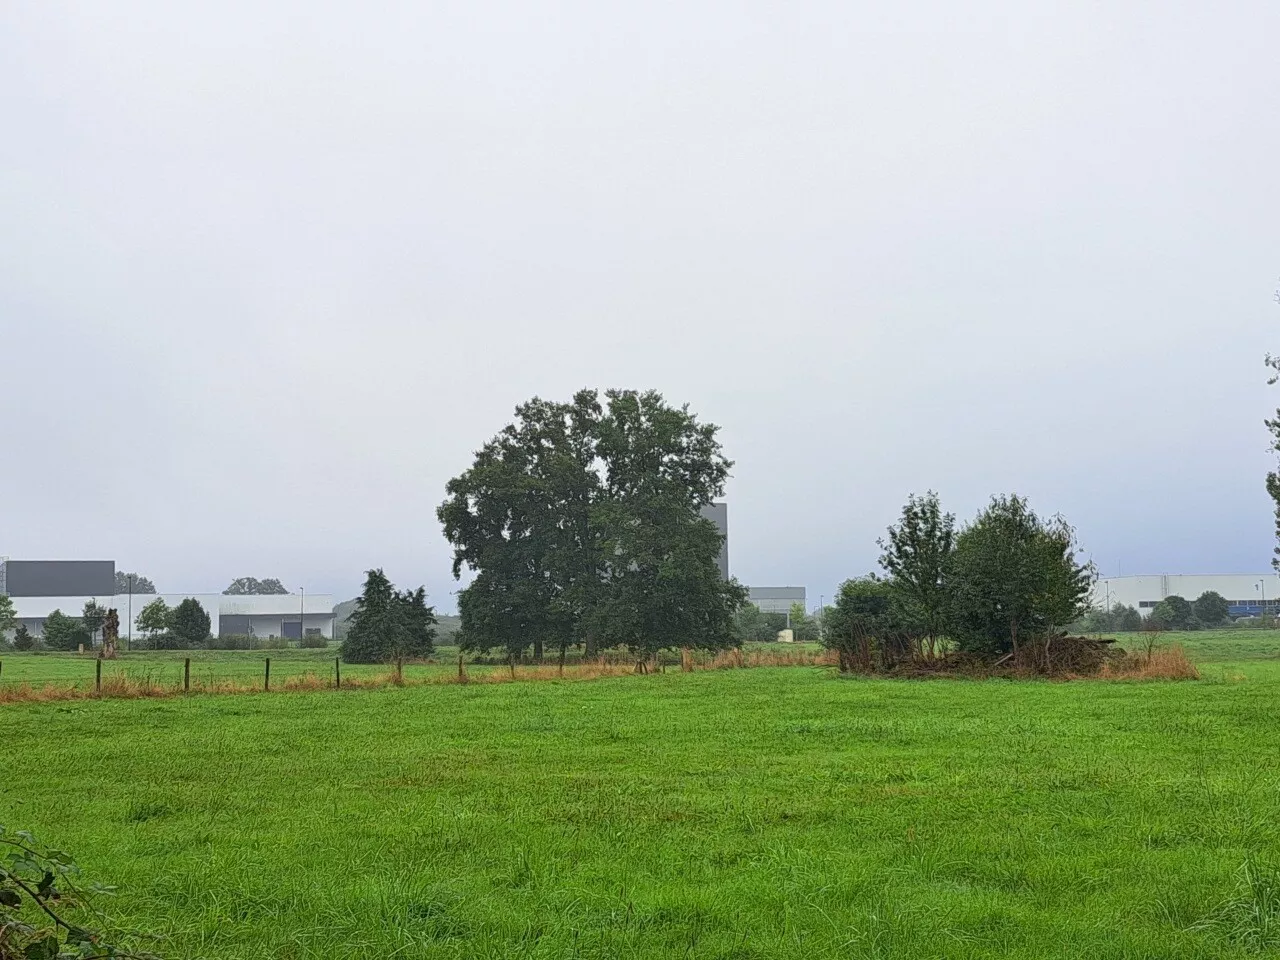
23 933 58 960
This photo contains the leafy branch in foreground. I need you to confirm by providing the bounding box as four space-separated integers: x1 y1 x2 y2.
0 825 159 959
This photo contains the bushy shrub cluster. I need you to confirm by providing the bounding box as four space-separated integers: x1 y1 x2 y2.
822 492 1092 670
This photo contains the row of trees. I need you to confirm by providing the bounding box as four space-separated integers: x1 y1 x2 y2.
438 389 744 666
1 597 212 652
1149 591 1230 630
133 597 213 647
820 492 1093 669
1078 591 1230 633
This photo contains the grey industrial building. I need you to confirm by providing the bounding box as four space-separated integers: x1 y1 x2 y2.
748 586 807 614
700 503 729 579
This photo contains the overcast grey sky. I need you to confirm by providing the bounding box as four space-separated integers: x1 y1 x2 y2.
2 1 1278 608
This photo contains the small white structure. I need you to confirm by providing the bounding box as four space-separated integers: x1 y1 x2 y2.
1093 574 1280 618
12 593 336 640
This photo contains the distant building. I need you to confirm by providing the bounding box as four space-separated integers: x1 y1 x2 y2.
700 502 729 579
1 558 335 640
748 586 805 614
1094 574 1280 618
0 560 114 598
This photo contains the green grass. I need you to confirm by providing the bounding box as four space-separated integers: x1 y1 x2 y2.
0 645 465 689
2 633 1280 958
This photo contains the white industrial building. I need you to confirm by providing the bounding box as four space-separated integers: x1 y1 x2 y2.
12 593 337 641
1093 574 1280 618
1 559 337 640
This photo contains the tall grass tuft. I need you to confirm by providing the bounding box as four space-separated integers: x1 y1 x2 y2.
1099 644 1200 681
1192 861 1280 951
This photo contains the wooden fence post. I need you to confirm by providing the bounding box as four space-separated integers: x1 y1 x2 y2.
95 659 102 694
335 657 341 689
265 658 271 692
184 657 190 693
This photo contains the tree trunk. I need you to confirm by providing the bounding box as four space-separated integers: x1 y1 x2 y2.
533 638 544 662
558 643 566 677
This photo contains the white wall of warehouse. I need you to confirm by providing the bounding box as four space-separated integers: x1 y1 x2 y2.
1092 575 1280 614
10 593 335 639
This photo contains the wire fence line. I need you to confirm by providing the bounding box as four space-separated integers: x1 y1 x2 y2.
0 647 834 703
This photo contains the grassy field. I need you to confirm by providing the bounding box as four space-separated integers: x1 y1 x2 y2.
2 631 1279 958
0 645 455 690
0 643 818 693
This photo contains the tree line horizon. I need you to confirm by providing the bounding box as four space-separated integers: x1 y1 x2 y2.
341 388 1105 667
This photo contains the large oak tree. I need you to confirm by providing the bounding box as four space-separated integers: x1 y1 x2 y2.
439 389 744 664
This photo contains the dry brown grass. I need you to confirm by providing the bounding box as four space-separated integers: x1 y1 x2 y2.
1097 644 1200 681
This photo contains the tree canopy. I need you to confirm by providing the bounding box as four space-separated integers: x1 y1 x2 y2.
946 495 1093 658
820 576 898 671
115 571 157 594
440 389 745 663
42 609 88 652
1150 595 1196 630
223 577 289 595
81 600 107 643
878 491 955 645
136 597 170 640
341 569 438 664
169 598 211 645
1078 603 1142 633
732 605 787 643
0 594 15 638
1192 590 1230 626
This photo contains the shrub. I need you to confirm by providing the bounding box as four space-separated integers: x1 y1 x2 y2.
1151 595 1196 630
42 610 88 651
821 575 896 671
733 605 788 643
946 495 1092 659
132 633 192 651
0 825 151 958
169 598 212 646
299 633 330 649
204 634 289 651
12 625 37 652
1193 590 1230 627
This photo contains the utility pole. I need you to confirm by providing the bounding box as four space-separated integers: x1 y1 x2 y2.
300 586 305 642
127 574 133 652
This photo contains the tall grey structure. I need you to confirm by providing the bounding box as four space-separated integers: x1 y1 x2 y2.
699 502 729 579
0 559 115 597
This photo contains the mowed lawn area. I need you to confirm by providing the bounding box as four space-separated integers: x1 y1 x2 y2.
2 633 1279 959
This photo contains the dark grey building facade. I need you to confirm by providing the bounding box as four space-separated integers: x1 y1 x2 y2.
0 560 116 597
699 502 729 579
